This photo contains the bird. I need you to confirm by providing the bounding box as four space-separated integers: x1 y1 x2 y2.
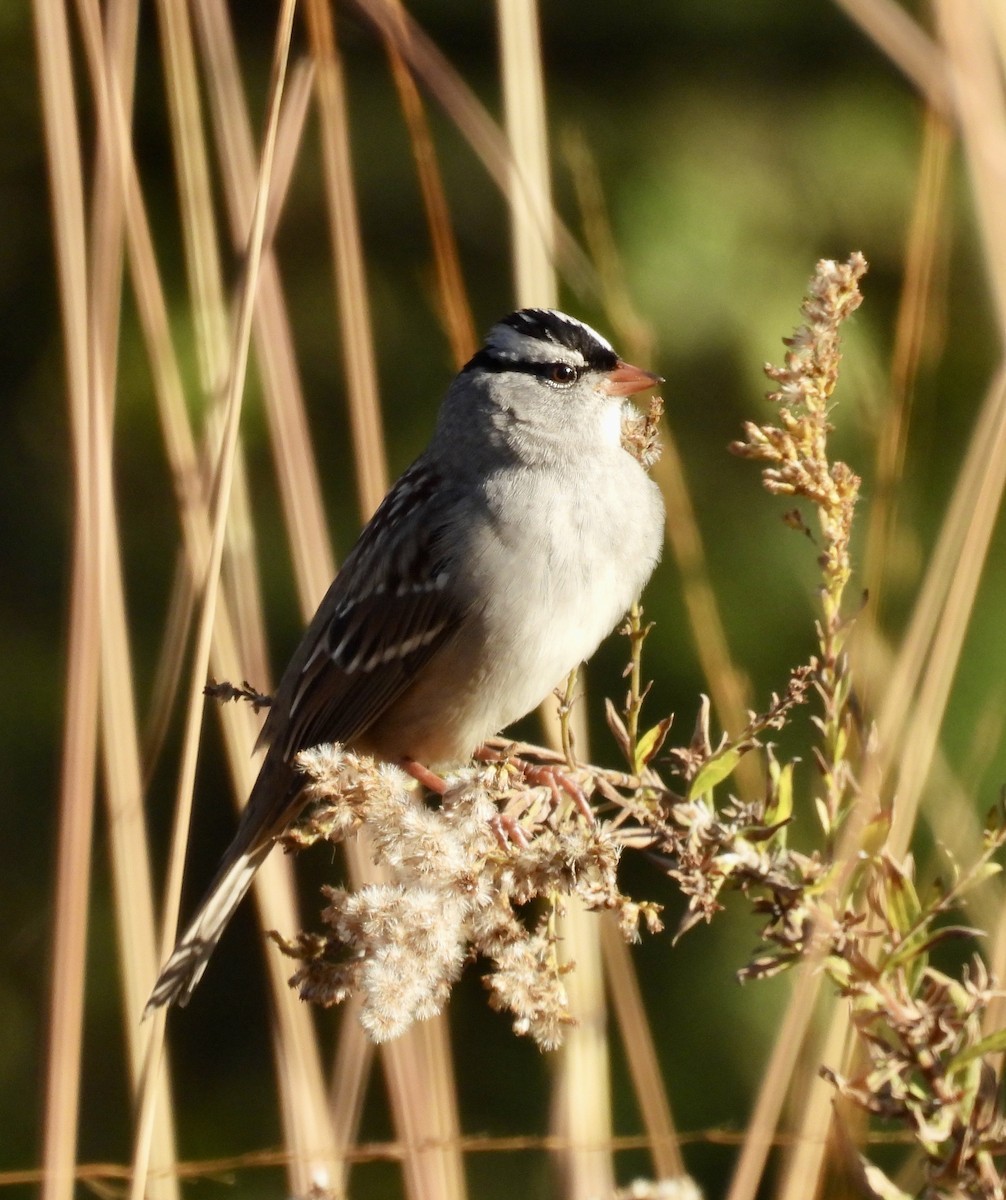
146 307 665 1013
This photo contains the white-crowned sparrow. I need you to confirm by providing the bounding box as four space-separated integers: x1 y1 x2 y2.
147 308 665 1012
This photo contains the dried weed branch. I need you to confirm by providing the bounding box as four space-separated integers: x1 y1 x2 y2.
268 255 1006 1195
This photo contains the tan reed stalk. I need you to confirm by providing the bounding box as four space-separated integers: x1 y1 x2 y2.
381 3 477 366
495 4 617 1195
861 107 951 646
34 2 104 1198
854 629 1005 935
73 0 181 1193
304 0 388 517
155 3 346 1192
351 0 598 297
129 8 298 1198
303 4 466 1198
831 0 952 116
498 0 556 304
724 962 820 1200
600 921 685 1180
934 0 1006 330
192 0 335 597
153 0 227 393
328 993 375 1153
141 550 198 775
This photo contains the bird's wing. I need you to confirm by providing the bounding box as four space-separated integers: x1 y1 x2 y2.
259 458 473 761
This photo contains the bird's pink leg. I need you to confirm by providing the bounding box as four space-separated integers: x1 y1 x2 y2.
401 757 449 795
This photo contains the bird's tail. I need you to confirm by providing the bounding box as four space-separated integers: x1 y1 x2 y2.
144 754 302 1015
143 840 272 1014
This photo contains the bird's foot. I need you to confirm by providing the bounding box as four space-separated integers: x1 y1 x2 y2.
474 745 596 827
401 757 449 795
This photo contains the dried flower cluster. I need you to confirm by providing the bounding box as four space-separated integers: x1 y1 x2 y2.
731 252 864 595
621 393 665 468
275 747 656 1048
731 252 866 840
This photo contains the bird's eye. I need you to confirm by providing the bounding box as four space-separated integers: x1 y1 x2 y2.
546 363 577 386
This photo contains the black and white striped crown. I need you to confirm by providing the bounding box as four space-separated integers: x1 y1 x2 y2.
464 308 619 377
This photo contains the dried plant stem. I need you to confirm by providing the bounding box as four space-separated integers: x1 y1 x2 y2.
151 5 348 1193
725 965 821 1200
34 1 103 1197
381 2 476 367
130 8 297 1198
623 604 647 759
73 1 182 1192
351 0 597 296
195 0 336 597
305 0 388 520
936 0 1006 334
831 0 952 116
496 3 613 1194
600 920 685 1180
861 107 950 632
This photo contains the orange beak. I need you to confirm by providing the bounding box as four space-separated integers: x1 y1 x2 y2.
603 360 663 397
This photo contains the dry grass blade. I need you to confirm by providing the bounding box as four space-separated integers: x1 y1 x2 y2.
129 7 298 1198
498 0 556 303
724 966 821 1200
601 919 685 1180
154 0 228 393
831 0 952 116
73 0 181 1192
305 0 388 520
33 2 102 1198
936 0 1006 334
381 2 476 367
494 3 613 1193
351 0 598 298
193 0 335 599
862 108 951 637
887 369 1006 853
157 3 348 1191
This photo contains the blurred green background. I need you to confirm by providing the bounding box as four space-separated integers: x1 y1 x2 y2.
5 1 1004 1197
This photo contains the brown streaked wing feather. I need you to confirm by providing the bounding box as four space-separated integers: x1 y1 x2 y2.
280 583 462 757
258 457 471 761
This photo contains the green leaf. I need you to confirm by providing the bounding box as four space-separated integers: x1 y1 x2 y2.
634 716 672 773
859 812 892 857
951 1026 1006 1070
881 856 921 938
764 759 794 829
883 924 981 980
950 860 1002 902
687 744 744 800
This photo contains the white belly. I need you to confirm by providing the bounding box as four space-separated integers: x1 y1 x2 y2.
373 453 663 765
